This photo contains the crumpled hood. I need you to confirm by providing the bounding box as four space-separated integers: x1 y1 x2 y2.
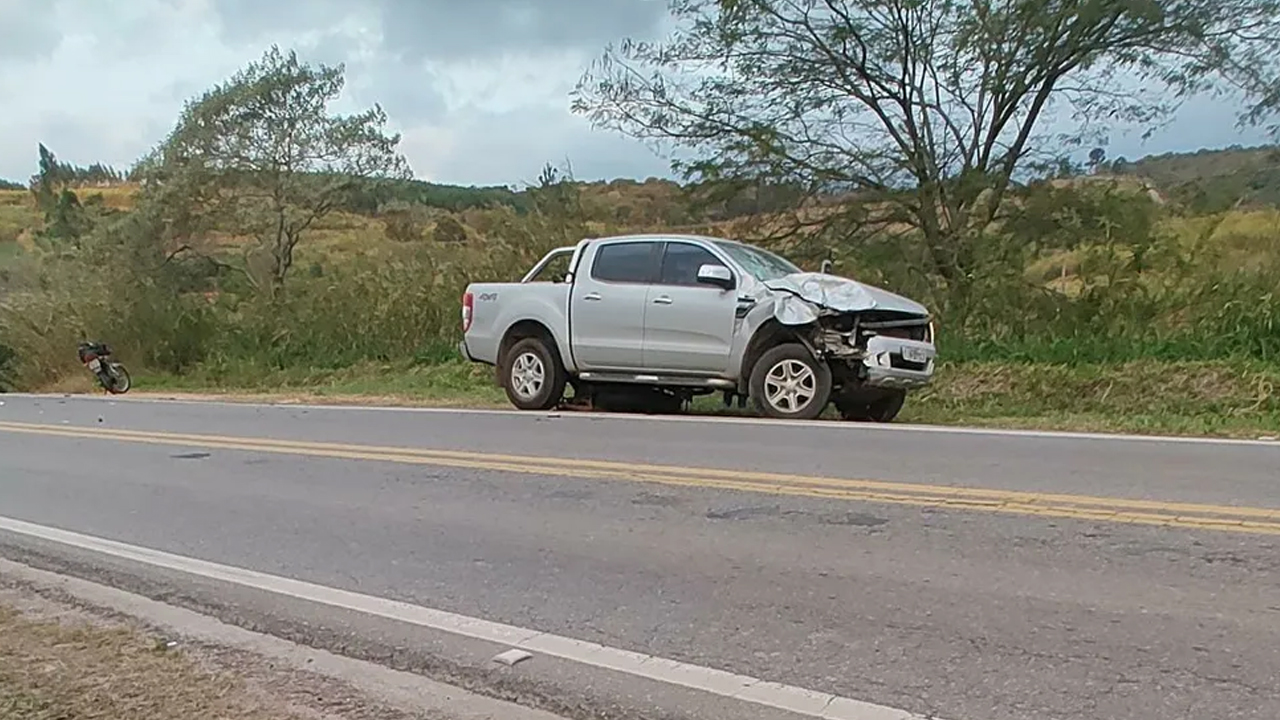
762 272 930 325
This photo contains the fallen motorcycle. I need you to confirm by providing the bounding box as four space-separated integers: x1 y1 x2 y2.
78 341 131 394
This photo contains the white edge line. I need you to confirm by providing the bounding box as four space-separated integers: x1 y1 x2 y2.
0 515 932 720
6 392 1280 448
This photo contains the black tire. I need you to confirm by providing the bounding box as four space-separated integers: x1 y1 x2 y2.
749 343 832 420
836 389 905 422
501 337 566 410
106 364 131 394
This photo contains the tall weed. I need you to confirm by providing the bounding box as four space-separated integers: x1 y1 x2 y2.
1 181 1278 391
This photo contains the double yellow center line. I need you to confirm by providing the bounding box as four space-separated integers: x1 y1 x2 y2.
2 419 1278 535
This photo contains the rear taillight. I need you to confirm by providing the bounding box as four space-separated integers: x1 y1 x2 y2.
462 291 474 332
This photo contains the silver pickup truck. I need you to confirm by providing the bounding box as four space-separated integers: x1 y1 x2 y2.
460 234 936 421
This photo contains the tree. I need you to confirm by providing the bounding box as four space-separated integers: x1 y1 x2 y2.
1088 147 1107 173
30 143 65 212
528 161 583 218
525 161 589 242
573 0 1280 311
139 46 412 296
29 144 95 247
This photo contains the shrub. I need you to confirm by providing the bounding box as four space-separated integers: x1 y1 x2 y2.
432 214 468 243
382 203 426 242
0 340 16 391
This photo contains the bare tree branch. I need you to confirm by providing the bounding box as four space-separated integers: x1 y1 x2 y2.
573 0 1280 309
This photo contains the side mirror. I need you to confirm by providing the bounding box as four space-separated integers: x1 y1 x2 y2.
820 259 833 274
696 264 735 289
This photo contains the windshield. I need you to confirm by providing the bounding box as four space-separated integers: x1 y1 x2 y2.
712 240 802 282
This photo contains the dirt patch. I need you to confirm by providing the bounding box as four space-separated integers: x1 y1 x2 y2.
0 581 435 720
0 599 304 720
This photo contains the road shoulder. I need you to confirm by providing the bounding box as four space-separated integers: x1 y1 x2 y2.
0 557 567 720
69 385 1280 441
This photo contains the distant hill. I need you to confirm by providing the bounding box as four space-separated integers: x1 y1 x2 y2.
339 176 530 214
7 143 1280 226
1109 144 1280 213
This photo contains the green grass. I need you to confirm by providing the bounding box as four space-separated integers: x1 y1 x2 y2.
138 359 507 407
120 358 1280 439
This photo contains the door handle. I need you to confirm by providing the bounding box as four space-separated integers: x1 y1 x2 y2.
583 292 602 301
652 295 673 304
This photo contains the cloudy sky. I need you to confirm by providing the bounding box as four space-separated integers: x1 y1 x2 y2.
0 0 1270 188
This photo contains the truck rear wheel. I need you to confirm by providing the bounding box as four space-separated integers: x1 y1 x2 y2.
501 337 567 410
749 343 832 420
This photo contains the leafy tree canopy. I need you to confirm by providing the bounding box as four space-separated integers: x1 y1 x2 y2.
574 0 1280 306
138 45 412 295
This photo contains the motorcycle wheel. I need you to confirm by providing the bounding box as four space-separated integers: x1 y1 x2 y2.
106 363 131 394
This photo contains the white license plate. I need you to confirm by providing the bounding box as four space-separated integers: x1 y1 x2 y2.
901 346 929 363
88 358 101 372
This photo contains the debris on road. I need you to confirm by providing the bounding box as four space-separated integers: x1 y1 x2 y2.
492 648 535 666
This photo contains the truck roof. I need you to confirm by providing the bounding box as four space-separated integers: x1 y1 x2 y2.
582 233 740 245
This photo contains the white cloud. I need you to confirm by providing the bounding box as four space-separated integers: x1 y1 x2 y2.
0 0 673 185
0 0 1269 187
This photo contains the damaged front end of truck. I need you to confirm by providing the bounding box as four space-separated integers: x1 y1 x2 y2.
745 272 937 420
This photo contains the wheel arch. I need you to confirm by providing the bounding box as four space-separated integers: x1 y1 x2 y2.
499 320 563 371
737 319 811 393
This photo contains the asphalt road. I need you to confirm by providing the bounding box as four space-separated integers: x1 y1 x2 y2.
2 395 1279 720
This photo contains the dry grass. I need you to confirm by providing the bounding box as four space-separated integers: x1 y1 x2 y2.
0 604 303 720
0 185 138 211
0 190 29 208
0 201 37 248
81 184 140 211
904 360 1280 437
0 184 136 253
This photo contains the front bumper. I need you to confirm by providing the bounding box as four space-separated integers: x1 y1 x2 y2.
861 335 935 390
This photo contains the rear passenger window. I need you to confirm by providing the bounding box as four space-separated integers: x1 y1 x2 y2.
591 242 655 283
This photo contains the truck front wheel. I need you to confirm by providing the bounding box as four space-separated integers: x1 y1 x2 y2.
749 343 832 420
501 337 567 410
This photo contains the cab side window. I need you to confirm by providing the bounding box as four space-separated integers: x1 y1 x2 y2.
591 242 657 283
658 243 726 286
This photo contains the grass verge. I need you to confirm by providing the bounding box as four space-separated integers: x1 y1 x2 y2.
116 358 1280 439
0 604 300 720
137 359 508 407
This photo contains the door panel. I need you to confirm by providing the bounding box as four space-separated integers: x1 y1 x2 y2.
641 242 739 374
569 241 657 370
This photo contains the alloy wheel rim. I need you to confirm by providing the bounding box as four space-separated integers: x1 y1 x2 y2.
511 352 546 399
764 358 816 413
